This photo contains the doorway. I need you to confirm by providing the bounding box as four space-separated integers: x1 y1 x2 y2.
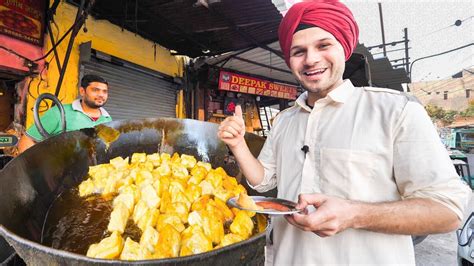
0 80 15 132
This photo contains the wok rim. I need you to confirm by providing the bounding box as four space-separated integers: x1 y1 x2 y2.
1 224 266 264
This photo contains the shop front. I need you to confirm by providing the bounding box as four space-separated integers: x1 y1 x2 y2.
0 0 184 151
193 67 298 136
0 0 47 159
22 1 184 127
80 50 179 120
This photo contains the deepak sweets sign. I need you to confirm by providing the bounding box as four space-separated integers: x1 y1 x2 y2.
218 71 297 100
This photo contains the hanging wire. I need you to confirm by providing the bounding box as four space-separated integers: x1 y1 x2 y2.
410 43 474 80
416 49 468 81
464 68 474 75
33 23 75 62
411 16 473 41
412 79 473 101
0 45 34 63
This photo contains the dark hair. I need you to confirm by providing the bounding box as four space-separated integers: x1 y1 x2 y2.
81 74 108 88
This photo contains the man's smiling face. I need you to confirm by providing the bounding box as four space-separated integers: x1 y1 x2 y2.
289 27 346 101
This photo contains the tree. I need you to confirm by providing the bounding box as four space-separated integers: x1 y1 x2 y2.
425 104 457 125
459 100 474 117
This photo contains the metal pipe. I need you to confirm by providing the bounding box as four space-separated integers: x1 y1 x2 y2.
45 0 62 70
263 106 270 131
34 24 74 62
46 22 62 72
254 98 264 136
378 2 387 57
54 0 95 97
34 93 66 138
404 28 410 76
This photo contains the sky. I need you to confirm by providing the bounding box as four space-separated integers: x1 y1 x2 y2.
275 0 473 82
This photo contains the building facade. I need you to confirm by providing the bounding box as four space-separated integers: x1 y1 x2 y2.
0 1 184 133
410 69 474 111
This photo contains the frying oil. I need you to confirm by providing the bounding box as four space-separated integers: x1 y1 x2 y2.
42 188 266 255
41 188 141 255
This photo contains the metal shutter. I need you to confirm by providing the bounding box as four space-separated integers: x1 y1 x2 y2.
81 57 177 121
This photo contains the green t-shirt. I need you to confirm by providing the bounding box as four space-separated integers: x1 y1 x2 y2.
26 99 112 141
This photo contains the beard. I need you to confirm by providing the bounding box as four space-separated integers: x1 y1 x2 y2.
82 97 106 109
296 71 344 101
298 81 333 100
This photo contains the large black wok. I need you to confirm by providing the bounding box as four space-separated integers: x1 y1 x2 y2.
0 118 273 265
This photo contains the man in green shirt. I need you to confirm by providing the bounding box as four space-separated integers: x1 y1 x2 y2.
18 74 112 153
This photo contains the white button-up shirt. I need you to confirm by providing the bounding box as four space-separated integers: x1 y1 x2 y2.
251 80 471 265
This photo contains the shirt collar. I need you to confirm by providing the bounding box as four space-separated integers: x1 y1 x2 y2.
295 80 355 112
72 99 110 117
295 92 312 112
327 79 355 104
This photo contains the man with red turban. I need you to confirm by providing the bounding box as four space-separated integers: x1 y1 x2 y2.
218 1 470 265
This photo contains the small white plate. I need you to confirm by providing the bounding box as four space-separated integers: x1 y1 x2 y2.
227 196 303 215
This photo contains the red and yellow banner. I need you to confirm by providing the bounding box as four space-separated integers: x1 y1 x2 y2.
0 0 46 45
218 71 298 100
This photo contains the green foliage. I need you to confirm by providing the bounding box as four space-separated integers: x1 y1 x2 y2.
425 104 458 125
459 100 474 117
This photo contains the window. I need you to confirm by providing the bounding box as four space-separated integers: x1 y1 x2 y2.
466 89 471 98
444 91 448 100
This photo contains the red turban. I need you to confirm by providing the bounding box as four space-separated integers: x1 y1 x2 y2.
278 0 359 66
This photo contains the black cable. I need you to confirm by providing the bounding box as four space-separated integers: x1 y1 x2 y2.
0 45 34 62
27 55 54 103
410 43 474 80
26 77 36 99
411 16 473 41
33 23 75 62
47 20 62 71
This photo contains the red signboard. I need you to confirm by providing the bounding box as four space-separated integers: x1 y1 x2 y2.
0 0 46 46
218 71 298 100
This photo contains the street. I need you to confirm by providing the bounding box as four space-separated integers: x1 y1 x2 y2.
415 191 473 265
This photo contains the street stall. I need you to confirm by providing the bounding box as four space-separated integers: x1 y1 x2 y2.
0 0 184 161
0 0 47 166
203 69 298 134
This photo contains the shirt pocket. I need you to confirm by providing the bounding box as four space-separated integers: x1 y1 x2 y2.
320 148 378 201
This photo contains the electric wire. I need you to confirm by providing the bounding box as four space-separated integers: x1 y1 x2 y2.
0 45 34 63
406 16 472 41
410 43 474 80
416 49 470 81
411 78 467 98
412 81 473 102
33 22 75 62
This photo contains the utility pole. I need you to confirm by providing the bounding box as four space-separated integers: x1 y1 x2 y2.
367 29 410 77
404 28 410 76
378 2 387 57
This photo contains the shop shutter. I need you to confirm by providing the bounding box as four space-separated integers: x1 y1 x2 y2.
81 57 177 121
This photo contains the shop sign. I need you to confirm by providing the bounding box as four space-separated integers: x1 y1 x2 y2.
218 71 297 100
0 0 46 45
